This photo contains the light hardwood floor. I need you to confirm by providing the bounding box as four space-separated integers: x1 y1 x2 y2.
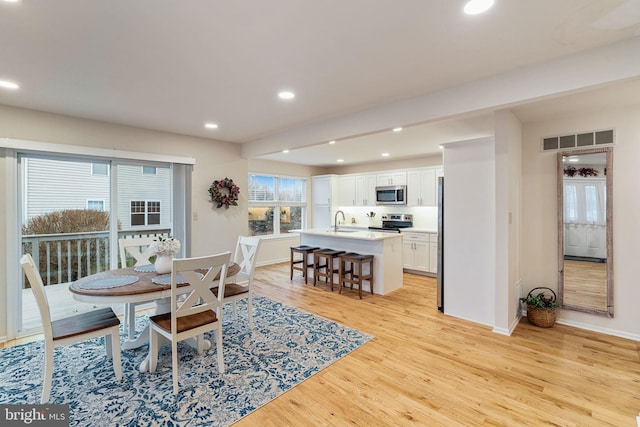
4 263 640 426
563 259 607 311
240 263 640 426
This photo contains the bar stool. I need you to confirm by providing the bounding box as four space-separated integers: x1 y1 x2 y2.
290 245 320 284
313 248 345 290
339 253 374 299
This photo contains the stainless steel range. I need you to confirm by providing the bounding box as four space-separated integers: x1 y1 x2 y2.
368 213 413 233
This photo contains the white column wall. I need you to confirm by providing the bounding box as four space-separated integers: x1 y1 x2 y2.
442 137 496 326
494 110 523 334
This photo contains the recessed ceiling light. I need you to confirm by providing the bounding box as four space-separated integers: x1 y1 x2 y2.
278 91 295 100
439 145 444 150
282 149 289 153
337 159 344 163
381 153 390 157
2 0 22 3
328 140 336 144
464 0 494 15
568 158 579 163
392 127 402 132
204 123 218 129
0 80 19 89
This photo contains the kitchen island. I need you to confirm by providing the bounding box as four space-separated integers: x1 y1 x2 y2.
298 229 403 295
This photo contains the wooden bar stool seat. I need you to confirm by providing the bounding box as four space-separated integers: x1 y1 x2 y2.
313 248 345 291
290 245 320 284
339 253 374 299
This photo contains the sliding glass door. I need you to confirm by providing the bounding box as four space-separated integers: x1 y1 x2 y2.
17 153 178 335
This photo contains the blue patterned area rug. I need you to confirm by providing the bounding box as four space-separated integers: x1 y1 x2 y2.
0 296 372 426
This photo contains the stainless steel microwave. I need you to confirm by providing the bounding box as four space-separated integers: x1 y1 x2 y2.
375 185 407 205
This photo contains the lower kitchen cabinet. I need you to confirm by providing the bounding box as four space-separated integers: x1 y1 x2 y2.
402 232 437 274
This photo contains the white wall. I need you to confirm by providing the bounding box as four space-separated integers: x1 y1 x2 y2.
494 110 523 334
442 137 495 326
521 104 640 339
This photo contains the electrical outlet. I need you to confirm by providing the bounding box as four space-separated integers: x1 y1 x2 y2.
193 212 199 221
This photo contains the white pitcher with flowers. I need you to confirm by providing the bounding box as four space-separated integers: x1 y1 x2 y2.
149 236 181 274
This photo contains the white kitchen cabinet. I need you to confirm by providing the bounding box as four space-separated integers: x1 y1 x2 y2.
429 233 438 274
376 171 406 186
338 175 356 206
406 168 436 206
402 231 438 274
402 232 430 272
339 173 376 206
312 175 338 228
355 173 377 206
312 174 337 206
312 205 333 229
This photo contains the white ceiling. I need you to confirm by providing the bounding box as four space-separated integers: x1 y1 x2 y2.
1 0 639 167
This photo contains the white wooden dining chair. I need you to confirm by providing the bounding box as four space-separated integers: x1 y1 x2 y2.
212 236 262 329
148 251 231 394
20 253 122 403
118 236 156 339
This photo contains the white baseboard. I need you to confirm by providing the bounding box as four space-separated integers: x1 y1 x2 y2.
0 335 7 344
256 257 288 267
556 318 640 342
492 326 511 336
493 312 523 336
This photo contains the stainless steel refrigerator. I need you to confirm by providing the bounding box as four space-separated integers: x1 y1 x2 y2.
437 176 444 312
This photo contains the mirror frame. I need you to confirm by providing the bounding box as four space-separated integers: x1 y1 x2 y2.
557 146 613 317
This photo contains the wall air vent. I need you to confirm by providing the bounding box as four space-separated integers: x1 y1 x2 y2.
541 129 614 152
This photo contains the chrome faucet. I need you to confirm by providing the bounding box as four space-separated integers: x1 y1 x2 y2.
334 210 345 232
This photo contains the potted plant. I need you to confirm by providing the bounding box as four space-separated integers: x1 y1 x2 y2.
520 287 558 328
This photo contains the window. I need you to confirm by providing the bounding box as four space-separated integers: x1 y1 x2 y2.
142 166 157 175
131 200 161 226
87 199 105 211
147 201 160 225
91 163 109 176
248 174 306 236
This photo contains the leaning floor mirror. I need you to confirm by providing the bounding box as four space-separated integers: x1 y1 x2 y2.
557 147 613 317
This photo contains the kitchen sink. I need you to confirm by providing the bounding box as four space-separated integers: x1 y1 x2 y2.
326 228 359 233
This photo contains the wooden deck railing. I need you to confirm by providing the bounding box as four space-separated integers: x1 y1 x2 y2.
21 228 171 287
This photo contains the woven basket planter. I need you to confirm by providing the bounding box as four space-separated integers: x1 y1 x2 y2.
527 305 557 328
524 287 558 328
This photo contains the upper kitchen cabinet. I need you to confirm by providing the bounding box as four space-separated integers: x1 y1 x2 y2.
407 168 437 207
376 171 406 186
338 175 356 206
339 173 376 206
312 174 338 206
355 174 377 206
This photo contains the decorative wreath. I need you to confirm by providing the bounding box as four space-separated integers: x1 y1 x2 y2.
209 177 240 209
564 166 599 178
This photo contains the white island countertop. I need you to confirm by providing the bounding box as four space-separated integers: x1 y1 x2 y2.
299 228 403 241
298 228 403 295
